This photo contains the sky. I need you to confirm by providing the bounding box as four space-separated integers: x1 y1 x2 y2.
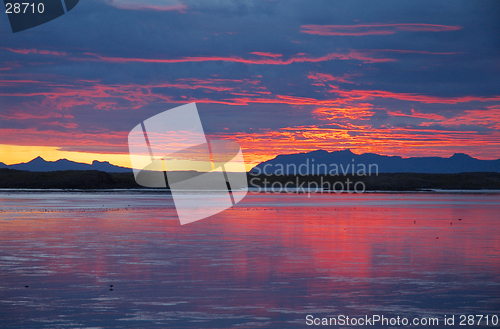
1 0 499 170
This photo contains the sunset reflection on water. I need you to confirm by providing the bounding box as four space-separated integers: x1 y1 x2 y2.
0 192 499 328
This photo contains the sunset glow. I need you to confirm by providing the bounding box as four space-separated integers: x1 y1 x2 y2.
1 1 499 168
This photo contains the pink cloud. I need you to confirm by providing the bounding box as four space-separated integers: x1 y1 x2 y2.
307 72 360 84
0 80 43 86
4 48 67 56
79 50 394 65
251 52 283 58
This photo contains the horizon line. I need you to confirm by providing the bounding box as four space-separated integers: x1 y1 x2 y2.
2 149 499 168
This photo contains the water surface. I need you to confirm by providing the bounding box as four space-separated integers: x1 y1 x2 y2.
0 192 499 328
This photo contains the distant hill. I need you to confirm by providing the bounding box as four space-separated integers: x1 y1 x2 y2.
251 150 500 174
3 150 500 175
0 157 131 173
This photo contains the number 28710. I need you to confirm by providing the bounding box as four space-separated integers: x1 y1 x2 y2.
5 3 45 14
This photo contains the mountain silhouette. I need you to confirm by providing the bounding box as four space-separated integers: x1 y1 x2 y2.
251 149 500 174
2 151 500 174
0 157 131 173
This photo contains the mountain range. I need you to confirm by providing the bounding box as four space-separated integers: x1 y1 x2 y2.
251 150 500 174
0 157 131 173
1 150 500 174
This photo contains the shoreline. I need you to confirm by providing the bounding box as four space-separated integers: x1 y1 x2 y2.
1 169 500 190
0 188 499 194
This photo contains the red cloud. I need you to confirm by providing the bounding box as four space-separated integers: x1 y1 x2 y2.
0 80 43 86
0 77 264 110
3 72 499 166
307 72 359 84
3 75 498 113
251 52 283 58
328 87 500 105
300 23 462 36
79 50 394 65
4 48 67 56
0 111 68 120
0 128 128 152
419 106 500 130
3 47 394 65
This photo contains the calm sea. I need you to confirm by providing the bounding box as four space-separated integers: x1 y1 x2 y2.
0 191 499 328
